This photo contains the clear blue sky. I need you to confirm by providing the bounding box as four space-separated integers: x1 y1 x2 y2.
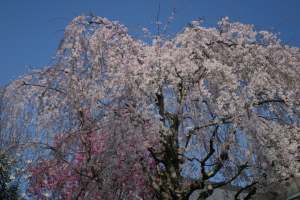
1 0 300 87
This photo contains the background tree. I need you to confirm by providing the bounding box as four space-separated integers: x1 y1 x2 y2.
0 152 21 200
6 15 300 199
27 112 155 199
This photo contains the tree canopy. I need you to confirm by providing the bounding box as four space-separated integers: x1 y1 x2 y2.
4 14 300 199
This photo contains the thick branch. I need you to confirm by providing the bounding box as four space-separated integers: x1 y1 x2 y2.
200 126 218 179
211 163 248 189
148 147 164 163
140 158 171 200
194 163 248 200
156 92 165 125
254 99 285 105
205 125 236 179
234 182 258 200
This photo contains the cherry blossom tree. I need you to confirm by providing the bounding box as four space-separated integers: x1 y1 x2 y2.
6 14 300 199
0 87 32 199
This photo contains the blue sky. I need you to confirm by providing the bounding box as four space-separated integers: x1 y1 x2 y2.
1 0 300 87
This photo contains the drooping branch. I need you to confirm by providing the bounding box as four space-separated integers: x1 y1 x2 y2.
20 81 63 93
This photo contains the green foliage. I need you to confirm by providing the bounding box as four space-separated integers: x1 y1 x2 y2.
0 153 21 200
